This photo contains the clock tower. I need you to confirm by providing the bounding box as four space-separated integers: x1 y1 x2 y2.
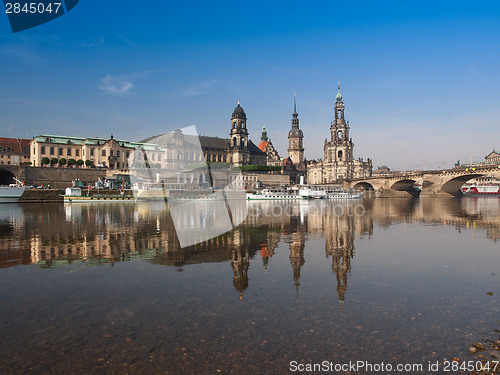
287 93 304 165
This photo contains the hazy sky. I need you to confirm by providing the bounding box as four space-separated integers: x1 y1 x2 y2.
1 1 499 170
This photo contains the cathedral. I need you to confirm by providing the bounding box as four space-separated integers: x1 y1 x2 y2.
136 85 368 186
307 83 372 184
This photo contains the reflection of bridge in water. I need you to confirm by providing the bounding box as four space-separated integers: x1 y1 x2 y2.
349 163 500 196
0 198 499 304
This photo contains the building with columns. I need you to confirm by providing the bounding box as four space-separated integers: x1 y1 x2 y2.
307 83 372 184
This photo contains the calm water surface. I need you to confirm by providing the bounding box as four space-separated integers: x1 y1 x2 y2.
0 197 499 374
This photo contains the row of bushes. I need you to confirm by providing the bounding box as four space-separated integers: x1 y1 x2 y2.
181 163 282 172
237 164 282 172
41 157 92 167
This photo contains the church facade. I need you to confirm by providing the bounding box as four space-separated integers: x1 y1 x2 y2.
307 83 372 184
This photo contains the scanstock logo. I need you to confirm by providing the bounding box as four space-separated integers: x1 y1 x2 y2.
3 0 79 33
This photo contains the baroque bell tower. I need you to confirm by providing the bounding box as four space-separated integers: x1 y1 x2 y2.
328 82 354 180
229 101 250 167
288 93 304 165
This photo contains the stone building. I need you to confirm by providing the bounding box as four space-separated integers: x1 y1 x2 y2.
485 150 500 163
284 94 307 184
228 102 266 166
307 83 372 184
288 94 305 167
30 135 164 170
257 126 281 166
142 102 266 169
0 137 31 166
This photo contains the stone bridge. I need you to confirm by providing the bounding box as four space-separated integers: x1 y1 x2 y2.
0 165 25 185
347 164 500 197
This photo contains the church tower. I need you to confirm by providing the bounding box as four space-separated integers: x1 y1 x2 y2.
288 93 304 165
229 101 250 167
328 82 354 180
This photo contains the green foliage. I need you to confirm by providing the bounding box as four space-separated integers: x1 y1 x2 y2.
50 157 58 166
68 158 77 166
41 157 50 166
208 162 231 169
58 158 67 167
184 162 208 170
76 159 84 166
237 164 282 172
85 159 92 167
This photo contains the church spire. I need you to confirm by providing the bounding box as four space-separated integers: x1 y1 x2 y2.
336 81 342 102
292 92 299 123
293 91 297 115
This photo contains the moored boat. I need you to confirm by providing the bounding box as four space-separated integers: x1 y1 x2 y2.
462 184 500 196
299 185 362 199
0 186 26 203
63 187 134 203
246 188 300 200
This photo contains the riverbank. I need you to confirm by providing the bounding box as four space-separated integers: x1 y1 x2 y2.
467 325 500 374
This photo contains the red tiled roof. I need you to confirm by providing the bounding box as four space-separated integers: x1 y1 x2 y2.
257 140 269 152
0 138 31 153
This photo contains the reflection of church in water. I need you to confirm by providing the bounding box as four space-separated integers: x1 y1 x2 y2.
1 202 377 304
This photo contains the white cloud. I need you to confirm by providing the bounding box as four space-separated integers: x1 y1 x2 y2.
78 37 105 48
182 80 217 97
99 75 135 95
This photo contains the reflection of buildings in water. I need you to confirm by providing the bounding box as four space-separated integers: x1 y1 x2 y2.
2 198 500 299
304 201 373 306
284 216 306 300
325 215 354 307
289 230 305 300
232 247 249 300
259 233 280 271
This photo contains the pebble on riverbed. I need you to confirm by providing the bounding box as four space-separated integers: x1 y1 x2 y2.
473 342 486 351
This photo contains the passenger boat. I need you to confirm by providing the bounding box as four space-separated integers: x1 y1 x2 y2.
132 182 244 202
246 188 301 200
63 187 134 203
0 186 26 203
246 186 362 200
462 184 500 196
299 185 362 199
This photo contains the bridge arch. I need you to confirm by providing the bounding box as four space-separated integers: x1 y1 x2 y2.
0 169 15 185
390 179 418 191
440 174 483 196
353 181 374 191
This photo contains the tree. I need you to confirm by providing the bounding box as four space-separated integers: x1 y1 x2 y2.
77 159 84 167
41 157 50 166
50 158 58 166
85 159 92 167
59 158 67 167
68 158 77 167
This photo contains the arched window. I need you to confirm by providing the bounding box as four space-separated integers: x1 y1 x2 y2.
337 131 342 142
338 150 343 160
233 137 237 147
338 109 342 118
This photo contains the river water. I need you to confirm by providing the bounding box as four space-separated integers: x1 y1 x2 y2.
0 197 499 374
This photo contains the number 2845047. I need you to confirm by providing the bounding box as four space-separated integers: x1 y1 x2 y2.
5 3 62 14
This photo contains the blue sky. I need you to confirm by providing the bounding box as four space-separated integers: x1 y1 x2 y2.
1 1 499 170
